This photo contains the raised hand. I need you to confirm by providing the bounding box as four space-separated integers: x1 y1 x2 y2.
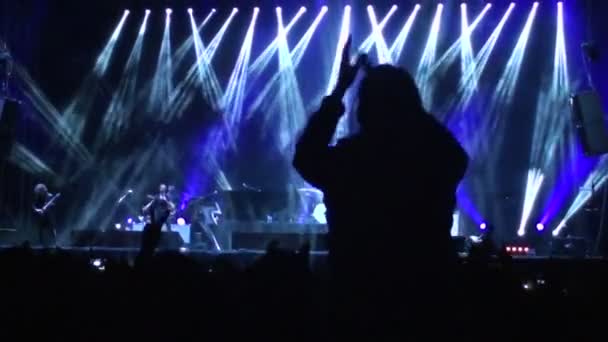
335 36 368 97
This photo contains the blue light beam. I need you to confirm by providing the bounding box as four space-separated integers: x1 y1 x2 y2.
416 4 444 110
101 10 150 143
389 4 421 64
367 5 397 64
489 2 539 113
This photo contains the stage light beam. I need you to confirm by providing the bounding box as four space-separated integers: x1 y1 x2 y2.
248 6 328 116
62 9 131 146
247 6 307 85
490 2 539 112
222 8 259 129
458 2 514 108
94 9 130 75
460 3 475 79
140 9 151 35
552 164 608 237
326 5 352 95
148 5 174 117
430 2 492 79
271 5 310 151
172 8 217 71
367 5 395 64
517 169 544 237
416 3 444 109
356 5 399 58
169 8 234 113
389 4 421 63
101 10 150 142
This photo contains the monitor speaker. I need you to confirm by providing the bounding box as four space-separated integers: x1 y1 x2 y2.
571 91 608 156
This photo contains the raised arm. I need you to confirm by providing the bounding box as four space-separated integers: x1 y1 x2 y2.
293 36 367 188
293 94 344 188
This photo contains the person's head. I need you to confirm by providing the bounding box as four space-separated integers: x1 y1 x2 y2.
34 183 48 199
356 64 425 133
159 184 167 195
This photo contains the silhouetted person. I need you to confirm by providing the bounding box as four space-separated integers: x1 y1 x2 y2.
142 183 175 231
293 37 468 338
32 183 57 247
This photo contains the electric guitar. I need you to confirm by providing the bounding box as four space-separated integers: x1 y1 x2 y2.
34 193 61 215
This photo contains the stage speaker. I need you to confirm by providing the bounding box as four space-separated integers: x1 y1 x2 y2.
571 91 608 155
0 99 18 159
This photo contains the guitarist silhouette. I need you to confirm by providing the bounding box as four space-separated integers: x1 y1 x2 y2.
33 183 60 247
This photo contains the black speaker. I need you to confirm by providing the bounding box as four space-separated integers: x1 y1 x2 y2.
0 99 18 159
571 91 608 155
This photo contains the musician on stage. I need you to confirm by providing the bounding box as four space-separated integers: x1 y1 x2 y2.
142 183 175 232
32 183 57 247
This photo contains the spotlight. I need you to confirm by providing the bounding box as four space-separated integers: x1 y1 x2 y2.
438 3 444 9
536 223 545 231
524 247 530 253
391 4 398 10
232 7 238 13
345 5 351 11
367 5 373 10
415 4 421 9
276 6 282 13
177 217 186 226
124 9 130 15
188 8 193 14
127 218 133 224
166 8 172 15
145 9 151 14
114 223 121 229
300 6 306 13
254 7 260 13
212 8 217 13
92 259 102 267
479 222 487 230
179 247 188 253
322 5 328 12
506 246 511 252
461 3 466 9
517 247 523 252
